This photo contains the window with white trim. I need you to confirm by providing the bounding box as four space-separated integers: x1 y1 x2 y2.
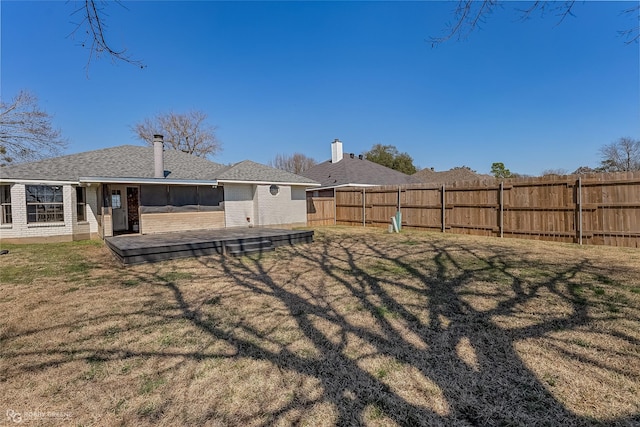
26 185 64 223
76 187 86 221
0 185 11 224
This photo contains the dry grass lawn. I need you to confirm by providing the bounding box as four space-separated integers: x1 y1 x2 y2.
1 227 639 426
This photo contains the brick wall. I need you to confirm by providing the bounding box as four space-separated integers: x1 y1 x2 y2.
224 184 255 227
0 183 100 243
140 211 225 234
254 184 307 227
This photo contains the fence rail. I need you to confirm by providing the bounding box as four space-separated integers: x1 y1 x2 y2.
306 171 640 248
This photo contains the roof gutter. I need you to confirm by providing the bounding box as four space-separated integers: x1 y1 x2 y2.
0 178 80 185
79 177 219 186
217 179 320 187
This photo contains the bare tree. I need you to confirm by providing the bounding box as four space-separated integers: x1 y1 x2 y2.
431 1 639 46
132 110 222 159
0 90 67 166
541 168 568 176
69 0 144 69
269 153 317 175
598 137 640 172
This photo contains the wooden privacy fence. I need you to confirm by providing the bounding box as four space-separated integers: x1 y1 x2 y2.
306 171 640 248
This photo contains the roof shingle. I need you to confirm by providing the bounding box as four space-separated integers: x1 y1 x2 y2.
0 145 318 185
300 156 414 189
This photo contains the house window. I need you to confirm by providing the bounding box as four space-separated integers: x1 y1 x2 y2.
1 185 11 224
269 185 279 196
76 187 86 221
26 185 64 223
111 190 122 209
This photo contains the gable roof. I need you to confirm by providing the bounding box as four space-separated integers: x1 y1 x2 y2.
300 155 414 190
0 145 318 186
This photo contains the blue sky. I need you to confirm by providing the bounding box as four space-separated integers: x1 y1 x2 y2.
2 1 638 175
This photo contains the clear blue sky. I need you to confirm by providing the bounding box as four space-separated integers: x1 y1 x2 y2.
2 1 639 175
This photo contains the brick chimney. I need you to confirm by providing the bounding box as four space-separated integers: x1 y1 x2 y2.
331 138 343 163
153 134 164 178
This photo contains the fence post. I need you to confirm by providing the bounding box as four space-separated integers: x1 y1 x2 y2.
577 177 582 245
441 184 446 233
499 181 504 238
333 187 337 225
362 188 366 227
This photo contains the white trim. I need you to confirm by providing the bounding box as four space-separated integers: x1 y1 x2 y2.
0 179 79 185
79 177 219 186
217 179 320 187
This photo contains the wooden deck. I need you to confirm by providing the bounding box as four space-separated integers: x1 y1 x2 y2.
105 228 314 265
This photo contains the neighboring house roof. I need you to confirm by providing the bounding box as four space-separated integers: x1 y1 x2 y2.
216 160 318 185
301 155 414 190
411 167 493 185
0 145 318 186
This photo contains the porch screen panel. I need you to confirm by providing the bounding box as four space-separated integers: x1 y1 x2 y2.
169 186 198 212
198 186 224 211
140 185 169 213
140 185 224 212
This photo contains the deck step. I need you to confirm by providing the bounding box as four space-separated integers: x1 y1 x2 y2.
224 239 275 256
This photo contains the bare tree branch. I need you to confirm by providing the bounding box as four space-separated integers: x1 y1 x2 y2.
598 137 640 172
68 0 144 70
431 1 637 46
618 4 640 44
269 153 317 174
131 111 222 159
0 91 67 166
430 0 499 46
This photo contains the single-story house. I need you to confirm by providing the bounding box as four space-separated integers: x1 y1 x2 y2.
0 137 319 243
300 139 415 197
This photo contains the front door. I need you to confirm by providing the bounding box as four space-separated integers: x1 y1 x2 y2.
111 186 127 232
126 187 140 232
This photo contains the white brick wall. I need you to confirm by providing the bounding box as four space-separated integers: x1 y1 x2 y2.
224 184 255 227
253 184 307 227
0 183 100 242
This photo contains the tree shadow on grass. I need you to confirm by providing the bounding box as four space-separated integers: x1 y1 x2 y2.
1 230 639 425
189 232 639 425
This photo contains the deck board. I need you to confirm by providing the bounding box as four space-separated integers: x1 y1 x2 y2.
105 228 314 264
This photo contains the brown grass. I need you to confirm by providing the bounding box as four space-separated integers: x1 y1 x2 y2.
1 227 639 426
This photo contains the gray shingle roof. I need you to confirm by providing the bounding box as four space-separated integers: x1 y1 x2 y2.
300 155 414 189
0 145 318 185
0 145 226 181
216 160 318 184
411 167 493 185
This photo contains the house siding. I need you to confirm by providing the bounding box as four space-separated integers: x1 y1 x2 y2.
140 211 225 234
0 183 100 243
224 184 255 228
253 185 307 228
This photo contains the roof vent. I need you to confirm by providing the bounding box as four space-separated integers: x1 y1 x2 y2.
358 154 363 160
350 153 354 159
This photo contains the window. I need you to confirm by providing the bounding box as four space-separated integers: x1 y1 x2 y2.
76 187 86 221
26 185 64 223
1 185 11 224
269 184 279 196
111 190 122 209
